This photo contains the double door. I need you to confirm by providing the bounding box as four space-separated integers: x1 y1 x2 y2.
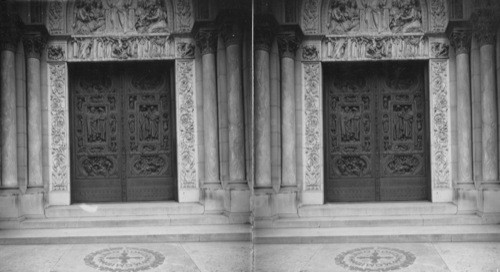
324 62 428 202
70 62 176 202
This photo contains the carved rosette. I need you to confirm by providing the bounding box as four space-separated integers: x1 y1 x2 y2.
449 30 471 55
302 44 319 61
195 28 218 55
23 35 46 59
303 63 322 190
429 0 448 33
430 60 451 189
176 60 197 189
471 9 498 47
276 32 302 59
47 0 64 34
301 0 320 34
49 63 70 191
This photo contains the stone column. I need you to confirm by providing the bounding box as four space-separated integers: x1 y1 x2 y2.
23 34 45 188
0 26 20 188
450 29 473 184
473 10 499 183
277 30 301 188
196 27 220 185
254 21 274 189
221 21 246 184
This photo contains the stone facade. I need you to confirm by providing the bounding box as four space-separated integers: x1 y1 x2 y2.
0 0 500 225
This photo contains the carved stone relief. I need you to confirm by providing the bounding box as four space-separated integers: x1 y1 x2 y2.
449 30 471 55
471 9 498 46
303 62 322 190
302 44 320 61
49 63 70 191
68 36 174 61
430 41 449 58
429 0 448 33
174 0 194 33
47 0 65 34
325 35 428 61
302 0 320 34
176 60 197 189
48 44 66 61
23 35 47 59
70 0 170 35
430 60 451 189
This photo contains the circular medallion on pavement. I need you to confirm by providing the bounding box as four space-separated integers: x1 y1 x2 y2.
84 247 165 272
335 247 416 272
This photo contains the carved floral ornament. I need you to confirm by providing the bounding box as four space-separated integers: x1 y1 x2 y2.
195 28 218 55
471 9 498 46
276 32 302 58
448 29 471 55
23 35 47 59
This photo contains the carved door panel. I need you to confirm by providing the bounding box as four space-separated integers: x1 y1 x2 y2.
71 64 123 202
123 65 176 201
70 62 176 203
324 62 428 202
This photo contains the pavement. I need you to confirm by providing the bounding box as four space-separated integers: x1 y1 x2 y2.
1 242 499 272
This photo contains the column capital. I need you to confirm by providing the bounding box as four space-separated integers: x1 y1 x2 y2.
0 15 22 52
217 10 247 47
276 26 303 59
471 9 498 47
449 29 472 55
254 14 277 52
194 23 218 55
23 34 46 59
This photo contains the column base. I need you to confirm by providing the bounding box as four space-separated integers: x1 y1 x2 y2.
0 189 21 219
431 188 453 202
202 184 225 213
301 190 324 205
224 184 250 214
20 187 45 217
178 189 201 203
453 184 478 213
253 188 299 219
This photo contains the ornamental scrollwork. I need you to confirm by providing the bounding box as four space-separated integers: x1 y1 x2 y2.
430 42 449 58
176 41 195 58
174 0 193 33
430 60 450 189
176 60 197 189
448 30 471 55
302 0 320 34
49 63 70 191
304 63 322 190
47 0 64 34
429 0 447 33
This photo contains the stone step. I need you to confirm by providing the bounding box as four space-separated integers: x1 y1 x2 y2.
18 214 231 229
255 214 483 229
0 224 251 245
253 224 500 244
298 202 457 217
45 202 204 218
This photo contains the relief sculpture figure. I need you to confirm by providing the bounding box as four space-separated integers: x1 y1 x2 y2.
341 106 361 142
135 0 168 33
73 0 106 34
393 105 413 141
390 0 422 33
327 0 360 34
362 0 387 33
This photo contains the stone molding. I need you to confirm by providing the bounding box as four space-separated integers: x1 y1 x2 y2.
195 28 218 55
430 59 451 189
449 29 471 55
176 59 198 190
276 30 302 59
68 35 175 61
471 9 498 47
48 63 70 192
23 35 47 59
324 35 429 61
303 62 322 191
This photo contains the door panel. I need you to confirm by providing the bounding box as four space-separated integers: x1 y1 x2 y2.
70 62 176 203
324 62 428 202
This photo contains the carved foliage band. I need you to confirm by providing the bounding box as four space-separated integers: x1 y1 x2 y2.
429 0 447 33
303 63 322 190
176 60 197 189
49 63 70 191
47 0 64 34
302 0 320 34
430 60 451 189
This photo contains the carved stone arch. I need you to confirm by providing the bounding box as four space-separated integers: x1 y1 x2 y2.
66 0 174 35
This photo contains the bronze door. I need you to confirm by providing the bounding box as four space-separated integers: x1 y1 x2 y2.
70 62 176 203
324 62 428 202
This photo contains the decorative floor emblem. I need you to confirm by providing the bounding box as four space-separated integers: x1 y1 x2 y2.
84 247 165 272
335 247 416 271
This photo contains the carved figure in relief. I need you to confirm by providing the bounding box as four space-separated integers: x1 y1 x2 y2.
341 106 361 142
139 105 160 141
387 155 419 174
73 0 106 34
362 0 387 33
82 156 113 176
327 0 360 34
87 106 107 143
390 0 422 33
337 156 367 176
102 0 133 32
135 0 168 33
393 104 413 141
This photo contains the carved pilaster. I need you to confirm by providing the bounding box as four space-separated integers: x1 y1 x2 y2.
195 28 218 55
254 15 276 52
23 35 46 59
449 29 471 55
276 28 302 59
471 9 498 46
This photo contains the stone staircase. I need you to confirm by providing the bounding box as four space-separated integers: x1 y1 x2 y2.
253 202 500 243
0 202 251 244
